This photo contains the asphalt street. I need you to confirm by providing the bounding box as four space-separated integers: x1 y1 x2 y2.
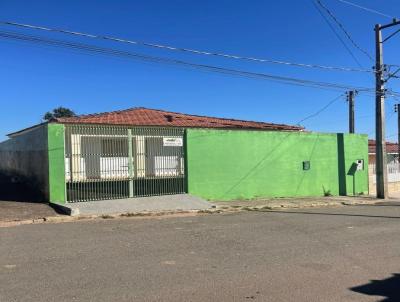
1 204 400 301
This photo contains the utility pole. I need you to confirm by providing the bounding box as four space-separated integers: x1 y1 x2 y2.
375 23 387 199
395 104 400 167
375 19 400 199
347 90 356 133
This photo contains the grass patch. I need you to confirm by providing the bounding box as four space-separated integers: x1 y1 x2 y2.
242 207 257 211
120 212 149 217
198 209 222 214
261 206 273 210
322 186 332 197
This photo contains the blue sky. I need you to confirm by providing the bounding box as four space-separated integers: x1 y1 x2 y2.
0 0 399 141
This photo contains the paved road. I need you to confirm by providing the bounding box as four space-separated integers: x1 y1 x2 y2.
1 204 400 302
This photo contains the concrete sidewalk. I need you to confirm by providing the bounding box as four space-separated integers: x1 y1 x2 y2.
63 194 214 216
0 200 61 222
2 194 399 226
213 195 399 211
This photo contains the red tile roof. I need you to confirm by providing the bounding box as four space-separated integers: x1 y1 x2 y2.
368 139 398 153
53 107 304 131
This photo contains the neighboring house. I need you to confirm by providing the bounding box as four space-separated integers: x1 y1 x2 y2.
368 139 399 165
368 139 400 193
0 107 369 205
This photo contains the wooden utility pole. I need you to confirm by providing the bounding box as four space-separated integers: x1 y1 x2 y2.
375 19 400 199
347 90 355 133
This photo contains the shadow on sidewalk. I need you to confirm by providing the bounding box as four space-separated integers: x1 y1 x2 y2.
351 274 400 302
0 175 44 203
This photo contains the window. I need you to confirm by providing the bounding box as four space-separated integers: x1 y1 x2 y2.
101 138 129 157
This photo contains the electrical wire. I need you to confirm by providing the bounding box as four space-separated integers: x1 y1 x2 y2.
386 133 397 140
0 20 374 74
386 66 400 82
316 0 374 61
1 21 399 140
297 94 345 125
387 110 396 123
335 0 395 19
368 108 397 138
219 92 348 197
382 28 400 43
388 94 400 104
312 1 364 68
0 30 376 93
387 91 400 98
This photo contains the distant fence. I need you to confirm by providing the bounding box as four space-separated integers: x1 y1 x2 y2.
369 162 400 183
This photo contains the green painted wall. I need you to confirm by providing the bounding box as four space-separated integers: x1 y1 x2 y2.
48 123 66 204
343 134 369 195
186 129 368 201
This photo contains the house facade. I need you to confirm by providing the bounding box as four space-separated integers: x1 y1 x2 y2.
0 107 369 204
368 139 399 165
368 140 400 194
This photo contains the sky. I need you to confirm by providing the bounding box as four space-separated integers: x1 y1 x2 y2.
0 0 400 141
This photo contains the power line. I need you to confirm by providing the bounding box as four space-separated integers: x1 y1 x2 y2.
386 134 398 141
312 1 364 68
316 0 374 61
387 91 400 99
297 94 345 125
387 110 396 122
382 28 400 43
386 134 397 139
0 20 374 74
386 66 400 82
219 92 348 197
0 30 377 93
335 0 395 19
370 109 397 139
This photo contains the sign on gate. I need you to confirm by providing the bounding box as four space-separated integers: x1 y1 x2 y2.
163 137 183 147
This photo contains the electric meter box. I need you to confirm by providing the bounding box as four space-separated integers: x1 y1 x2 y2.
356 159 364 171
303 161 310 171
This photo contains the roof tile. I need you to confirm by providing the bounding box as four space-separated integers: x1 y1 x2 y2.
54 107 304 131
368 139 398 154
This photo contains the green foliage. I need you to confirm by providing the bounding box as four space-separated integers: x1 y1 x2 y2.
322 186 332 197
43 107 76 121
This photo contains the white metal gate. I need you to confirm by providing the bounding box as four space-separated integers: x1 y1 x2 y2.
64 125 185 202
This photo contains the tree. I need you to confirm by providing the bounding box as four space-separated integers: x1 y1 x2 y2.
43 107 76 121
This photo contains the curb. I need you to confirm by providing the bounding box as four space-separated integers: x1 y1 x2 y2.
0 200 382 228
213 200 381 212
0 215 77 228
0 208 222 228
